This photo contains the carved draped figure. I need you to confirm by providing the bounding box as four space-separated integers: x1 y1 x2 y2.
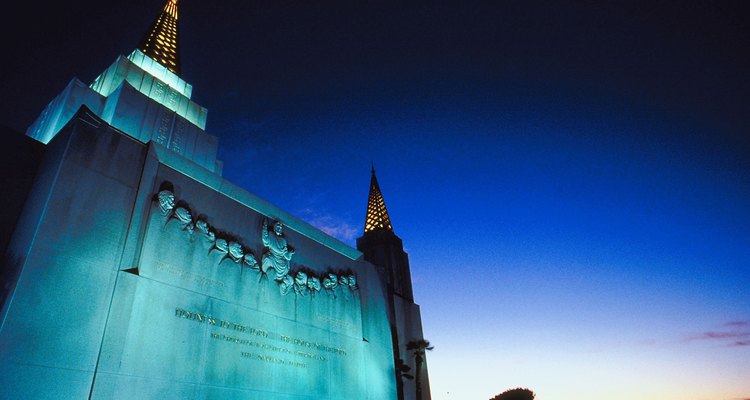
261 222 294 280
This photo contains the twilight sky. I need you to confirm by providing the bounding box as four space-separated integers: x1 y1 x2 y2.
2 1 749 399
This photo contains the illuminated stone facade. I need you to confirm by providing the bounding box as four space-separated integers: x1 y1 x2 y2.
0 1 430 398
1 107 395 398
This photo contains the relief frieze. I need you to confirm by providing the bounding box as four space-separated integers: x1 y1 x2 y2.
153 182 359 300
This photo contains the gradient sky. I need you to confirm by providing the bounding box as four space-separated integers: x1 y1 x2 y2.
2 1 749 399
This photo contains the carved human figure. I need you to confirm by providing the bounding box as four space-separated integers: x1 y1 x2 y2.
174 207 192 223
171 206 193 232
195 219 210 235
323 273 338 291
196 220 215 243
348 274 358 290
228 241 244 262
261 220 295 280
307 276 321 293
294 271 309 296
279 275 294 296
243 252 260 271
157 190 175 216
210 238 228 257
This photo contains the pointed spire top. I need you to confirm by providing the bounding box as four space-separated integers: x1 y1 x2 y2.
138 0 181 75
364 165 394 234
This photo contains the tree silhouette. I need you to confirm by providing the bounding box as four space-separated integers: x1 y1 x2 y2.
406 339 433 400
490 387 535 400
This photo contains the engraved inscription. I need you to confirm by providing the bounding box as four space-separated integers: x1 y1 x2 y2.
240 352 308 368
155 108 171 145
171 117 186 154
174 307 347 369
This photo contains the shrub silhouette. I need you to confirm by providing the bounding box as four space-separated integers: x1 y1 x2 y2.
490 387 535 400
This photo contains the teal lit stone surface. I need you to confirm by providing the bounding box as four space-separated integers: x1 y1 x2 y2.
0 109 397 399
25 51 217 174
91 51 207 129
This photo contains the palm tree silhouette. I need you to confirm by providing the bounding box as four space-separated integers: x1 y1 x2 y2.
406 339 433 400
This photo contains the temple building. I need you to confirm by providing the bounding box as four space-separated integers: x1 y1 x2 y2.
0 1 429 399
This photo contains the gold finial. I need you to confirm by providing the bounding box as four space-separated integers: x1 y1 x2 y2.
137 0 181 74
364 165 394 233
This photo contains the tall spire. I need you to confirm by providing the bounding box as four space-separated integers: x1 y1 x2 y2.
364 165 394 233
138 0 181 75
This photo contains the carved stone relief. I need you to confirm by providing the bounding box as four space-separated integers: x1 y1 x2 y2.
153 184 358 300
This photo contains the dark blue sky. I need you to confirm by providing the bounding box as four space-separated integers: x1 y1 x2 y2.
2 1 749 399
